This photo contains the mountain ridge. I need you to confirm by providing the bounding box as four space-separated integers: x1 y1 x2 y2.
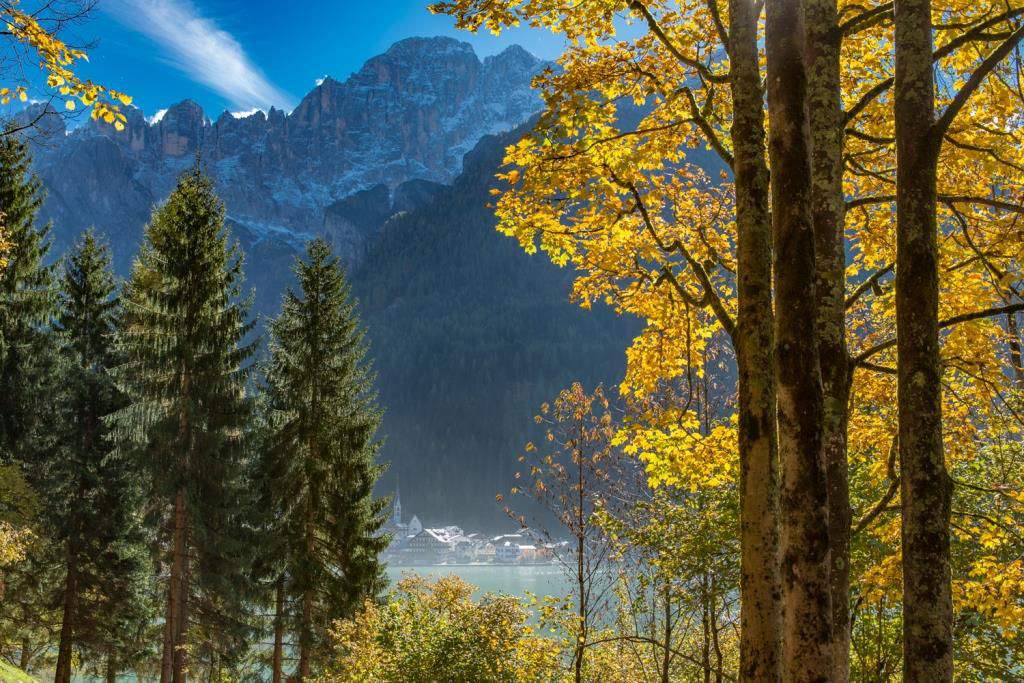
22 36 547 275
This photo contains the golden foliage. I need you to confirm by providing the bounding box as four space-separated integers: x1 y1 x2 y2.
433 0 1024 669
1 2 131 129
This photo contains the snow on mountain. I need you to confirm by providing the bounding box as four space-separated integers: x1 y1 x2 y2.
24 37 546 274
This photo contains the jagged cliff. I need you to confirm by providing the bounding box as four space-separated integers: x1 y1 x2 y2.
25 37 545 276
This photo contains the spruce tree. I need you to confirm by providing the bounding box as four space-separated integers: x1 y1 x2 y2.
45 230 151 683
0 132 56 463
262 238 387 679
0 132 62 674
113 166 256 683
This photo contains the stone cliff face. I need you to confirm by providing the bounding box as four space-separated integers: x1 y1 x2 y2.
26 37 544 273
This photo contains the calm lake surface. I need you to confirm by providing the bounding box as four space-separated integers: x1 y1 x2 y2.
385 564 573 599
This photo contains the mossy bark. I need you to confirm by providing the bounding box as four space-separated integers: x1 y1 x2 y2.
727 1 782 679
766 0 834 678
893 0 954 678
806 0 852 677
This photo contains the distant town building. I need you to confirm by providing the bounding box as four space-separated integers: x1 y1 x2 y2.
377 489 561 567
495 541 521 563
407 528 455 563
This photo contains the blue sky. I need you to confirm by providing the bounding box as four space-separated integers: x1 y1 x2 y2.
52 0 569 120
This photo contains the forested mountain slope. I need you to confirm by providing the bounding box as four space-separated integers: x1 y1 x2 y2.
355 127 638 526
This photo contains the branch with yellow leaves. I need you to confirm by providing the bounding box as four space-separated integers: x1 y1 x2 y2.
1 2 132 131
931 23 1024 143
628 1 730 84
843 7 1024 125
610 169 736 339
851 301 1024 367
853 434 899 536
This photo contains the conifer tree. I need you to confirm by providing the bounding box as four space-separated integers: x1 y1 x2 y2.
0 133 55 463
45 230 151 683
113 166 256 683
0 131 62 674
262 238 387 680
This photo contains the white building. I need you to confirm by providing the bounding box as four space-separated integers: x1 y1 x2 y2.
495 541 521 563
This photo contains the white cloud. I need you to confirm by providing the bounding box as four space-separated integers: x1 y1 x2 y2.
147 108 168 124
315 75 329 86
106 0 292 111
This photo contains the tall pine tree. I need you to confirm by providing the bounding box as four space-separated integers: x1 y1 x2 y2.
113 165 256 683
0 132 56 463
262 238 387 680
0 131 62 674
46 230 151 683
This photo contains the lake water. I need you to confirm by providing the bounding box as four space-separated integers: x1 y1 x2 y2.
384 564 573 600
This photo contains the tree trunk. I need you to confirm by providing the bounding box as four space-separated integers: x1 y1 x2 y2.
19 636 30 671
702 580 712 683
661 584 672 683
299 586 313 680
174 536 190 683
106 653 117 683
1007 312 1023 385
805 0 852 677
711 580 724 683
273 574 285 683
54 537 80 683
727 0 783 680
893 0 953 678
766 0 833 678
574 447 586 683
161 488 188 683
299 488 315 681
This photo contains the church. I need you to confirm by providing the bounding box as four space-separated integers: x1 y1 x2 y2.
381 484 422 549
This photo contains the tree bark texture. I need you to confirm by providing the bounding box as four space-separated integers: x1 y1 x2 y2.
766 0 833 678
728 2 783 680
893 0 954 678
805 0 852 677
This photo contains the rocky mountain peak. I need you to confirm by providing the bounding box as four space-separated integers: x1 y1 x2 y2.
26 36 547 275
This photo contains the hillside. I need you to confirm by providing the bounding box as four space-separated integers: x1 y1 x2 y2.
355 126 639 526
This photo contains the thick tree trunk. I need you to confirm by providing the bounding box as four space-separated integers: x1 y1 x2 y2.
805 0 852 677
273 575 285 683
54 537 80 683
766 0 833 679
727 1 783 680
893 0 953 678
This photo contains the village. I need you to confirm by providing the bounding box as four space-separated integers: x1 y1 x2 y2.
380 489 567 566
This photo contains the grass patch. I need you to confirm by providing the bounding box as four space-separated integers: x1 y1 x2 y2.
0 660 35 683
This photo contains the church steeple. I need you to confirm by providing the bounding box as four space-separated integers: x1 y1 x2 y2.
392 476 402 526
